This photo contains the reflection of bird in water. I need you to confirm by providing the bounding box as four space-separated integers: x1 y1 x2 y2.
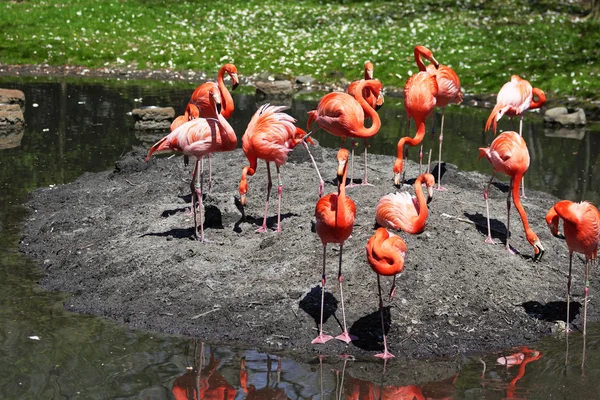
241 354 290 400
413 45 463 191
496 346 542 399
239 104 313 232
146 88 237 242
313 149 356 344
366 227 407 359
546 201 599 335
376 173 435 235
478 131 544 260
172 342 237 400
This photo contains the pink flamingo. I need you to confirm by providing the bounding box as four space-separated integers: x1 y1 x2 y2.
146 88 237 242
414 46 463 190
239 104 313 232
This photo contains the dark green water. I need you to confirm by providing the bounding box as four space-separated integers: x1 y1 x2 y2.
1 78 599 399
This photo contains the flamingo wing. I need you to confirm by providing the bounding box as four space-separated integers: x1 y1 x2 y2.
376 192 419 232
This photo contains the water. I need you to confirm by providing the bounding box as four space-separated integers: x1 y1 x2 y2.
1 78 599 399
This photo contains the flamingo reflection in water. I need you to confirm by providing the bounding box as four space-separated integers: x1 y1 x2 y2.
496 347 543 399
241 354 293 400
172 342 237 400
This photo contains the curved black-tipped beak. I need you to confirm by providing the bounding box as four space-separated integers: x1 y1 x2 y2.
232 82 239 91
216 101 222 115
533 242 545 262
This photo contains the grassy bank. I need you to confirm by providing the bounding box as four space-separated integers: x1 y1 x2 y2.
1 0 599 98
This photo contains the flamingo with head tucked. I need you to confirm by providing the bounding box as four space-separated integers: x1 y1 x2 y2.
312 148 356 344
307 79 383 191
394 70 438 186
366 227 407 359
478 131 544 260
239 104 313 233
414 46 463 190
146 88 237 242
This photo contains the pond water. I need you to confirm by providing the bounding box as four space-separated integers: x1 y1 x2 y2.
1 78 599 399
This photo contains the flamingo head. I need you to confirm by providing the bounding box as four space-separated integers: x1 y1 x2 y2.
364 61 374 80
239 177 249 206
527 231 545 262
209 88 222 116
422 173 435 204
531 87 546 110
414 45 439 69
393 158 404 186
224 64 239 90
185 103 200 120
336 148 349 182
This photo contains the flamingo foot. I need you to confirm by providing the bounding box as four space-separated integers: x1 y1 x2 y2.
361 181 374 187
275 226 282 233
485 237 495 244
345 182 359 189
255 225 269 233
506 247 516 255
312 334 334 344
335 331 357 344
374 351 395 360
435 185 448 192
195 235 214 244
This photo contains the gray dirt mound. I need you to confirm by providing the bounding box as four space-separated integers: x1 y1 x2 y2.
20 144 594 362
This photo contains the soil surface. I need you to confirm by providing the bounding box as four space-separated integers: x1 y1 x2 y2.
20 142 597 361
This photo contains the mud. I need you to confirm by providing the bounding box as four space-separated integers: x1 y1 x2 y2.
20 144 597 361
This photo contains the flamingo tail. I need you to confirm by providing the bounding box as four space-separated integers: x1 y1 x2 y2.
307 110 317 131
485 104 502 134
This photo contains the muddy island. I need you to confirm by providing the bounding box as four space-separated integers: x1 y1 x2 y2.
19 144 595 360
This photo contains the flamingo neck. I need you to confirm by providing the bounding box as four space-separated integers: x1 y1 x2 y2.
353 81 381 136
217 114 237 151
530 88 546 110
414 48 426 71
335 164 348 223
511 174 533 234
413 175 429 225
217 66 234 119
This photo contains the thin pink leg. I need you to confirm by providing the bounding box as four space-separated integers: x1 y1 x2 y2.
191 159 201 239
484 172 496 244
335 243 357 343
518 117 527 198
436 110 448 191
375 275 394 359
313 245 333 344
208 153 213 194
301 141 324 198
427 112 436 173
256 161 271 233
346 139 357 188
276 165 282 232
388 274 397 301
361 139 373 186
505 178 515 254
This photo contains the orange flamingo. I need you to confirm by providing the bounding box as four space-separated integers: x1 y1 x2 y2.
307 79 382 188
547 201 599 335
313 148 356 344
545 206 562 237
496 347 542 399
394 70 438 186
366 227 407 359
146 88 237 242
478 131 544 260
414 46 463 190
239 104 313 232
171 103 200 132
376 173 435 235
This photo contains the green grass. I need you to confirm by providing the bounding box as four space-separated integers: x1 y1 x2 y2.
1 0 598 99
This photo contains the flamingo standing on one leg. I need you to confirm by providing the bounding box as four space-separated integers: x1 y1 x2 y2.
312 148 356 344
546 201 599 336
376 173 435 235
413 46 463 190
485 75 546 197
346 61 385 187
188 63 240 192
146 88 237 242
239 104 314 233
366 227 407 359
478 131 544 260
307 79 383 192
393 71 438 186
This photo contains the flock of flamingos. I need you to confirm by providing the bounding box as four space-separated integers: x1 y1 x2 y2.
144 46 600 359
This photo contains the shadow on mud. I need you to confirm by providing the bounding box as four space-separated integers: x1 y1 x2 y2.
349 307 392 352
522 300 582 323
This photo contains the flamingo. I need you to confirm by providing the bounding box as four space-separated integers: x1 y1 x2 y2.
496 347 542 399
546 201 599 336
545 205 562 237
313 148 356 344
345 61 384 186
376 173 435 235
414 46 463 190
171 103 200 132
307 79 382 189
485 75 546 198
146 88 237 242
478 131 544 260
239 104 313 233
394 71 438 185
366 227 407 359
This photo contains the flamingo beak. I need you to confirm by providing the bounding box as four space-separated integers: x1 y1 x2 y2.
231 73 239 90
240 193 246 206
427 187 434 204
367 69 374 80
393 173 401 187
533 240 545 262
216 100 222 115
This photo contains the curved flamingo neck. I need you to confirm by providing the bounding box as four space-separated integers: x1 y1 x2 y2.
397 119 426 157
336 162 349 222
413 175 428 226
217 66 234 119
511 173 533 233
353 81 381 136
414 48 427 71
530 88 546 110
217 114 237 151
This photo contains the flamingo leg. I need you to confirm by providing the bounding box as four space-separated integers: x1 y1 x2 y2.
191 158 202 240
505 178 515 254
301 141 324 198
436 109 448 191
584 259 590 336
402 145 408 186
208 153 213 194
361 139 373 186
483 172 496 244
375 275 395 359
312 245 333 344
276 165 282 232
347 139 356 187
518 116 527 198
566 252 573 332
256 161 271 233
389 274 397 301
426 112 436 173
335 243 357 343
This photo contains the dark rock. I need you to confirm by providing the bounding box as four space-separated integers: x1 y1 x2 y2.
295 75 316 86
0 103 24 128
131 106 175 130
0 88 25 110
544 107 586 126
255 80 294 98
